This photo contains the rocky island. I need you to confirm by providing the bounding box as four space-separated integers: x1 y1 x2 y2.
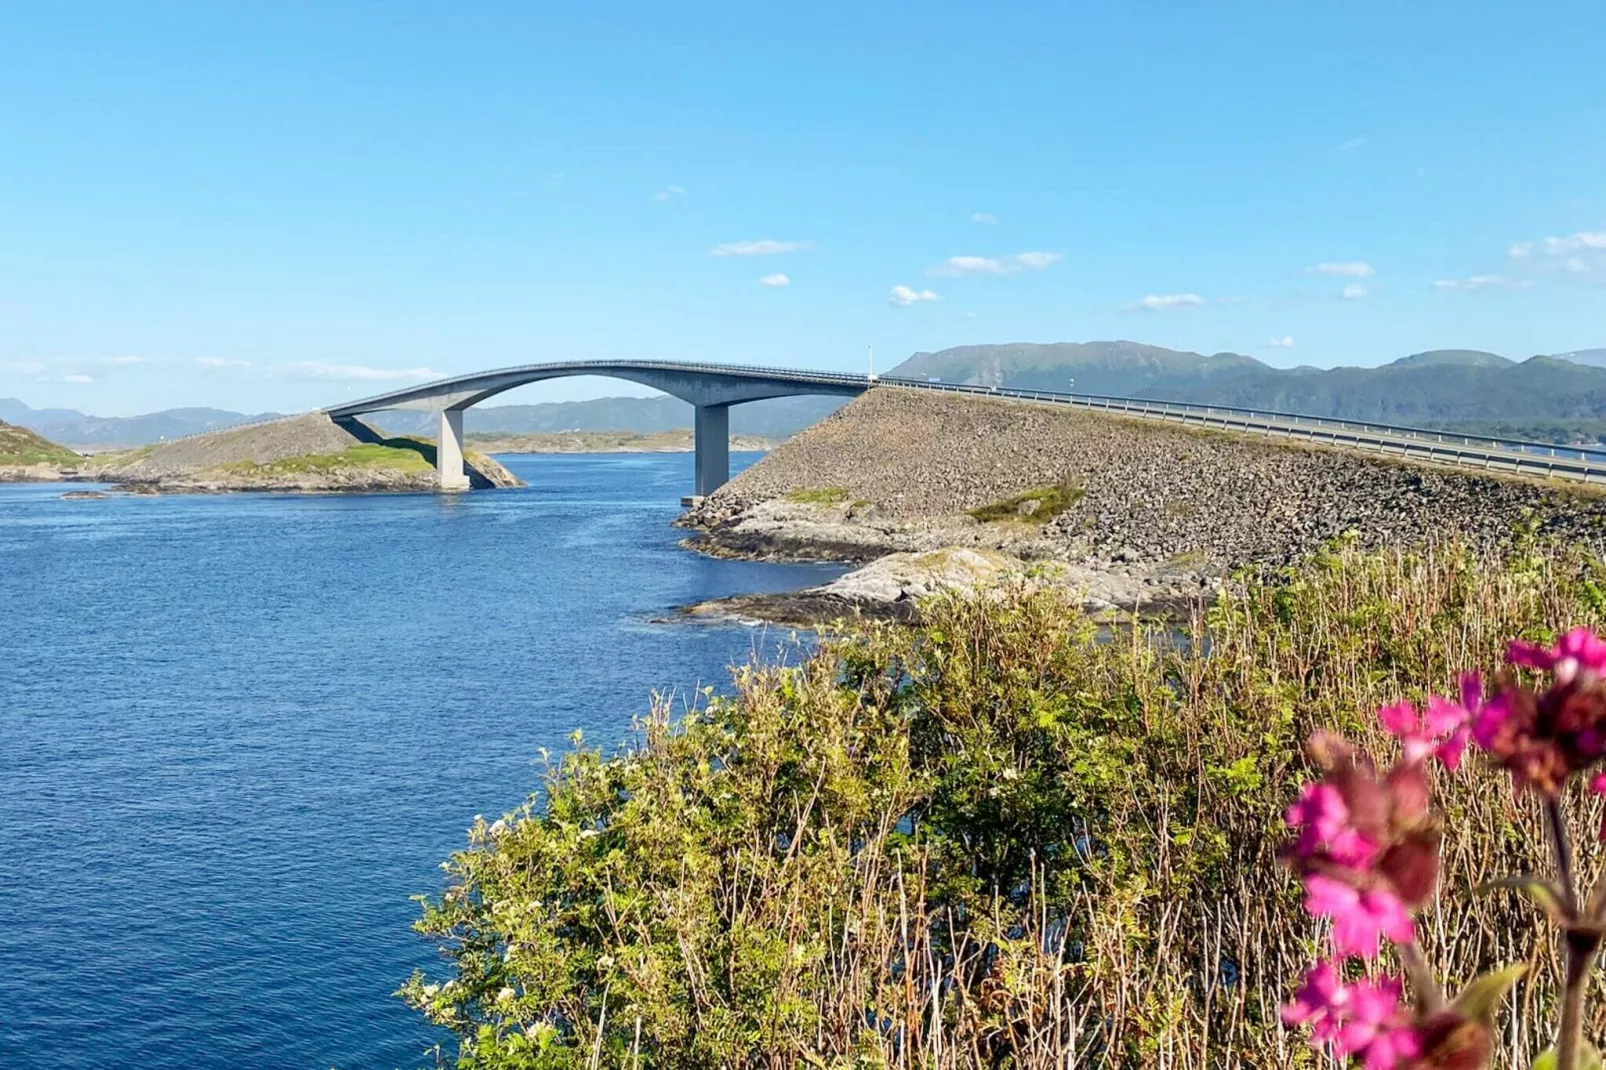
2 413 520 493
679 387 1606 623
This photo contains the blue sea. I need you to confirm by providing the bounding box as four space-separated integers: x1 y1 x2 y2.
0 452 841 1068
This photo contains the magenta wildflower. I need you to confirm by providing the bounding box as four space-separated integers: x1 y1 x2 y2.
1304 874 1416 959
1470 632 1606 796
1281 963 1422 1069
1591 772 1606 843
1286 782 1379 868
1377 677 1478 770
1508 627 1606 684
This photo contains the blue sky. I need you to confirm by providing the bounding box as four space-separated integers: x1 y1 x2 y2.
1 2 1602 415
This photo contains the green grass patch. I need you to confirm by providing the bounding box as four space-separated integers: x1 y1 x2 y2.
223 440 434 476
785 486 851 505
967 481 1084 524
0 422 80 466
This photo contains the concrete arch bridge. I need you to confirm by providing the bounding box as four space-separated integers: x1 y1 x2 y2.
323 360 873 494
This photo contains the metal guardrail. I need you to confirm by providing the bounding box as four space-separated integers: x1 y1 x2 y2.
882 377 1606 486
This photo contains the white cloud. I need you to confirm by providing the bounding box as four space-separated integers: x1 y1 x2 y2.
1432 275 1534 292
6 360 46 375
928 251 1062 277
1509 231 1606 259
710 239 813 257
1341 284 1368 300
888 285 940 307
195 357 251 369
276 362 445 382
1130 293 1206 312
1340 136 1368 152
63 373 94 383
104 355 146 365
654 184 686 202
1307 261 1375 278
970 211 998 225
1565 257 1591 274
757 273 790 288
1267 336 1295 349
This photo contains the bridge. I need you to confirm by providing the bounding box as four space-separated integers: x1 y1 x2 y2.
324 359 1606 493
324 360 872 493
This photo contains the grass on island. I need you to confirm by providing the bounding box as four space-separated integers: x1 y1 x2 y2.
784 485 851 504
967 480 1084 523
0 421 80 466
222 439 435 477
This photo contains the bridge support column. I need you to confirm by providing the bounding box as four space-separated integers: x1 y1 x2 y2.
437 409 470 491
694 404 730 496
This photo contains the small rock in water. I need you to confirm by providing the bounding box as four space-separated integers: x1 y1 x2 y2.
61 490 107 500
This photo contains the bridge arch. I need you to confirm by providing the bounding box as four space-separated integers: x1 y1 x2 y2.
323 360 872 493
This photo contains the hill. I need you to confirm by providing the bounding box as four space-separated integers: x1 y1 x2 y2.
97 414 520 492
0 419 81 471
887 342 1606 439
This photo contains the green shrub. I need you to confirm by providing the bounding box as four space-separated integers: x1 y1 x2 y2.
784 486 851 505
404 541 1606 1068
966 482 1084 524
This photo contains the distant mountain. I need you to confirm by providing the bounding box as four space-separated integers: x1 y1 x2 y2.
0 400 284 448
369 395 844 439
1388 349 1512 368
1555 349 1606 369
0 393 845 448
886 342 1606 439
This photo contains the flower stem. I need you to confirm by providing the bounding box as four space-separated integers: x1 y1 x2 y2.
1557 929 1601 1070
1398 941 1444 1014
1548 796 1580 915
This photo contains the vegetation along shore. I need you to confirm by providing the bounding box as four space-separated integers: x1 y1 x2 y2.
407 539 1606 1068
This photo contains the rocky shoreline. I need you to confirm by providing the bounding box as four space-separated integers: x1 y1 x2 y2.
675 387 1606 624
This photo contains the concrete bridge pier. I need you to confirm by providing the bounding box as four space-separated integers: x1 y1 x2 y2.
437 408 470 491
694 403 730 496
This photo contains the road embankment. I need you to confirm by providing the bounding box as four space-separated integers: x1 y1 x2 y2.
679 386 1606 622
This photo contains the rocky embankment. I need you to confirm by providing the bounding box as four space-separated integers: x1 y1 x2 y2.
93 414 521 492
679 387 1606 621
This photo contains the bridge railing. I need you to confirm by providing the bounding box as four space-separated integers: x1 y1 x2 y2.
881 377 1606 485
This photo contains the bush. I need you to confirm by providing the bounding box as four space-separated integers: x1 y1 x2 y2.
966 482 1084 524
403 541 1606 1068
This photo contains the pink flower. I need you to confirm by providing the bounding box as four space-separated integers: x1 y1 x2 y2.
1592 771 1606 842
1470 689 1513 752
1304 874 1415 958
1509 627 1606 684
1282 963 1421 1069
1377 676 1478 770
1282 959 1344 1039
1285 782 1378 868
